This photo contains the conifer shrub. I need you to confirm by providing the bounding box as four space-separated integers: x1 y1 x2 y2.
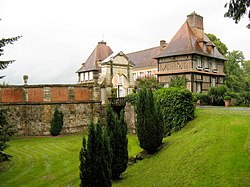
124 93 138 105
79 120 112 187
106 104 128 180
136 87 163 153
154 87 195 135
50 108 64 136
0 109 15 162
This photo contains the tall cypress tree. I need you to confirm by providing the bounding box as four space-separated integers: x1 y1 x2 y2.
79 120 111 187
136 88 163 153
106 105 128 180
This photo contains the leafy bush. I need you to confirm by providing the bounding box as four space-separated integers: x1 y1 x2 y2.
236 92 250 107
135 76 162 90
196 92 211 105
125 93 139 105
224 96 231 100
169 75 187 88
154 87 195 135
208 85 228 106
50 108 64 136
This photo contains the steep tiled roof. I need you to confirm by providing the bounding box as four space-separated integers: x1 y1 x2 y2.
127 46 163 69
156 21 226 60
76 41 113 73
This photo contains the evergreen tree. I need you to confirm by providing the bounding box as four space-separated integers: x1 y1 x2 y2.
50 108 64 136
0 33 21 79
0 109 15 162
136 87 163 153
106 105 128 180
79 120 112 187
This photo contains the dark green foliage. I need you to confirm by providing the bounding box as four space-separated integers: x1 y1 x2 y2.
135 76 162 90
196 92 211 105
79 120 112 187
169 75 188 88
208 86 229 106
124 93 139 105
225 51 246 92
136 87 163 153
0 35 22 78
106 105 128 180
224 96 231 100
206 33 228 56
236 92 250 106
154 87 195 134
224 0 250 28
50 108 64 136
0 109 15 162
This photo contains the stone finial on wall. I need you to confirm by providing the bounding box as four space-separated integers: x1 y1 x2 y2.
23 75 28 85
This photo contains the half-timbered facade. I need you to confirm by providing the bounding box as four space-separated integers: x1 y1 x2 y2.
155 12 226 92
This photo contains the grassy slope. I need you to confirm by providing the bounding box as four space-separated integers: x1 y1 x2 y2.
115 109 250 187
1 109 249 187
0 134 141 187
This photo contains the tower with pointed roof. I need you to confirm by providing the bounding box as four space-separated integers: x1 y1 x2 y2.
155 12 226 92
76 41 135 104
76 41 113 84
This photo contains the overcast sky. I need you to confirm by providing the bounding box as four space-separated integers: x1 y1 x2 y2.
1 0 249 85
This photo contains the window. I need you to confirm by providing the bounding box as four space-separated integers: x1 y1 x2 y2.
197 56 202 70
85 72 89 81
147 71 152 76
139 72 144 77
118 74 123 85
89 72 93 80
212 60 217 71
164 83 169 88
211 77 216 87
133 73 137 81
197 82 202 93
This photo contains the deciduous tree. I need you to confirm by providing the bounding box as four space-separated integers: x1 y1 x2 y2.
224 0 250 28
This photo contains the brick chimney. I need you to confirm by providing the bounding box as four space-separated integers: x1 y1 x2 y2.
160 40 166 51
187 11 204 39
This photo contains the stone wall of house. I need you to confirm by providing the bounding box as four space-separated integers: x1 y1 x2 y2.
1 101 101 135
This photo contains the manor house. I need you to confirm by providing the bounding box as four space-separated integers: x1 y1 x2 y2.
76 12 226 96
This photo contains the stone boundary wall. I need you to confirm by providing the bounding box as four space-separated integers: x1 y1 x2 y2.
0 84 102 135
0 101 101 135
0 84 95 103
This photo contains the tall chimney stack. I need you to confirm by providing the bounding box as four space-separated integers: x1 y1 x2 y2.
160 40 166 51
187 11 204 39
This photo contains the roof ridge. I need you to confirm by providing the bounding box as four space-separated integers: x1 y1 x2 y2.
127 46 160 55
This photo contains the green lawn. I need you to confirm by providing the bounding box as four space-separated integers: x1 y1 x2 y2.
0 134 141 187
1 108 250 187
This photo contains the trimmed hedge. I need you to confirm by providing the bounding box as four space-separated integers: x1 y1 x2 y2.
154 87 195 135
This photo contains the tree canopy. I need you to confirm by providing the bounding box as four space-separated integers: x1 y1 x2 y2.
206 33 228 56
224 0 250 28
